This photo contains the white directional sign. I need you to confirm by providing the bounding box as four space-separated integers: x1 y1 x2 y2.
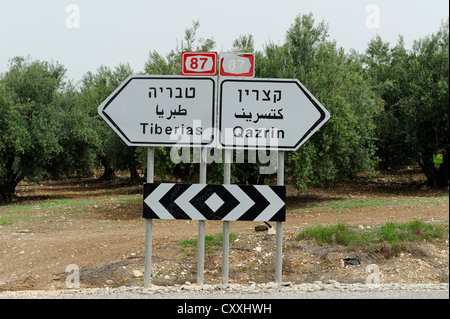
218 78 330 150
98 75 216 147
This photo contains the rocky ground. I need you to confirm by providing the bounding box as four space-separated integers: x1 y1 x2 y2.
0 170 448 294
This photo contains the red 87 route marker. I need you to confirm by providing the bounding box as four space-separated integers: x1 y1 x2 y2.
181 52 217 76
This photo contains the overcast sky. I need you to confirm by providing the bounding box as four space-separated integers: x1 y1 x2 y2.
0 0 448 84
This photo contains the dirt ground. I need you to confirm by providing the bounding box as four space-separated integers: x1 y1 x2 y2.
0 170 448 291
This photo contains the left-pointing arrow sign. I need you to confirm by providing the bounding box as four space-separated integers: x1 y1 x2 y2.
143 183 176 219
98 75 216 147
174 184 208 220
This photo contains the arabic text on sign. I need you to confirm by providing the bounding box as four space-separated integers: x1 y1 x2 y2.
156 105 188 120
234 108 284 123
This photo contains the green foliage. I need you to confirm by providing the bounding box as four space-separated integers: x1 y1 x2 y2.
296 223 355 245
78 63 140 180
0 194 141 226
139 15 449 188
293 196 449 213
377 220 446 243
232 34 254 53
45 84 100 178
363 20 449 187
0 57 99 202
258 13 382 189
144 20 216 76
296 221 447 253
179 232 238 252
1 14 448 201
434 154 444 166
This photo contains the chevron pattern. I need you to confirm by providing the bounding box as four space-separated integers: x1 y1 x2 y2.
143 183 285 222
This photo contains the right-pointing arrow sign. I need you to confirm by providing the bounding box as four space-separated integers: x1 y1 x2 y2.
253 186 286 222
219 78 330 150
221 184 255 221
143 183 286 222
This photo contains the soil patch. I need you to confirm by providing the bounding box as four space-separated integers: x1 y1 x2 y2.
0 170 448 291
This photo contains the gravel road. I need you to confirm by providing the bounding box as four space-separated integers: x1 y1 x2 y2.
1 282 448 299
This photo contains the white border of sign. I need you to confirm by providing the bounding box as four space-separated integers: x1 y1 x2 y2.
218 77 330 151
98 75 217 147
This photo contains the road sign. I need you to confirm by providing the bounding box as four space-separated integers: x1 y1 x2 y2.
98 75 216 147
143 183 286 222
220 53 254 77
181 52 217 76
218 78 330 150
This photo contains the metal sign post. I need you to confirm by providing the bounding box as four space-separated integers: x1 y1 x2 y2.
276 151 284 283
144 147 154 288
197 148 207 286
222 149 232 286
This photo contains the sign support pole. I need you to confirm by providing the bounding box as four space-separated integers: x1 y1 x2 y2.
197 147 207 286
275 151 284 283
144 146 155 288
222 149 232 286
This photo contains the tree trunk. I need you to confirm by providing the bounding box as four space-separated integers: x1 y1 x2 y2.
418 148 449 188
0 190 13 204
129 167 140 182
436 147 449 188
100 165 116 181
418 159 437 187
128 156 140 182
0 180 19 204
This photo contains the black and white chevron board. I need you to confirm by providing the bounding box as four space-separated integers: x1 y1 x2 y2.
143 183 286 222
